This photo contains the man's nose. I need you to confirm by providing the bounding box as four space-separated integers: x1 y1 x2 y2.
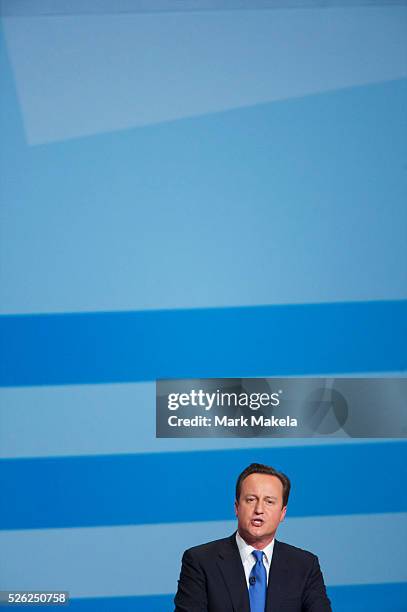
254 500 264 514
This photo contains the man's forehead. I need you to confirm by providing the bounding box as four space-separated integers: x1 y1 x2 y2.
241 473 283 494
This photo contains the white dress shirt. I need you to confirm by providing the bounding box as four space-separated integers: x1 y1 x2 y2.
235 531 275 588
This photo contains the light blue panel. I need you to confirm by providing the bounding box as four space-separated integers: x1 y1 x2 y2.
3 8 407 144
0 514 405 597
1 78 407 314
1 4 407 315
0 382 403 458
277 514 407 586
2 0 405 17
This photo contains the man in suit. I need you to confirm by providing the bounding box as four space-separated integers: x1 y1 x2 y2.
174 463 331 611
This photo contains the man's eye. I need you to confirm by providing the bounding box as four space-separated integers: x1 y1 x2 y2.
246 498 255 502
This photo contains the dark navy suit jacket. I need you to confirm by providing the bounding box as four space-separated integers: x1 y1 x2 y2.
174 534 331 612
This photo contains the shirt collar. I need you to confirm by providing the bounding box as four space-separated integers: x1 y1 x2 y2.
235 531 275 565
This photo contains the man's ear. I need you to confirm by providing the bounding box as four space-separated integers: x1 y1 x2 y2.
280 505 287 523
234 499 239 518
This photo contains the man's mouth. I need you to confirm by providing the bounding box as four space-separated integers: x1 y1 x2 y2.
251 519 264 527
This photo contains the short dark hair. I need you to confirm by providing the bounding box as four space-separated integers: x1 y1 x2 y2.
235 463 291 507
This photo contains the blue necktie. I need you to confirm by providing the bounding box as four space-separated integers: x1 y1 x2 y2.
249 550 267 612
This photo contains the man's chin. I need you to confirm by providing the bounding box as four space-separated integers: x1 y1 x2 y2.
249 524 267 536
250 531 266 541
242 528 268 543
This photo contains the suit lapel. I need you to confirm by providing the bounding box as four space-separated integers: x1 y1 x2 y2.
217 535 250 612
266 540 289 612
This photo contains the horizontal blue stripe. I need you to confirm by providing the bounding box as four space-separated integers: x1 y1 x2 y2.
328 582 407 611
1 442 406 530
1 300 407 387
7 583 407 611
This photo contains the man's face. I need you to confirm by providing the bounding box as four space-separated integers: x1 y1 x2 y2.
235 473 287 549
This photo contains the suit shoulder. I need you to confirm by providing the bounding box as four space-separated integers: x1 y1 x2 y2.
276 540 318 564
183 536 234 560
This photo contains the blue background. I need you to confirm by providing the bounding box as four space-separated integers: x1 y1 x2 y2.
0 1 406 610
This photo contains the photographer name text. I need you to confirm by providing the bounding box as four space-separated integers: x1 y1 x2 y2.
168 415 298 428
